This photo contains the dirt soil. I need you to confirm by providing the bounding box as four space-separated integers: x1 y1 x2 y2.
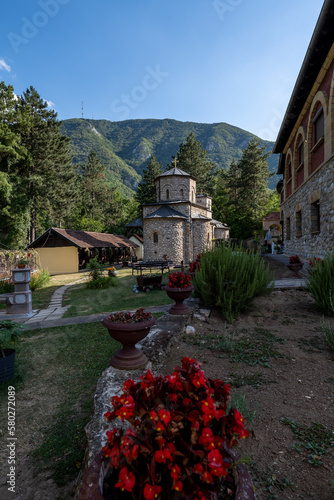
160 257 334 499
1 257 333 500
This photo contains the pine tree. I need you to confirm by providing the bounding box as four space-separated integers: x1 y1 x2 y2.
81 150 108 220
169 133 216 195
135 154 164 208
236 137 271 228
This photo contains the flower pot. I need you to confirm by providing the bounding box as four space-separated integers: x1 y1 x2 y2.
102 316 156 370
164 285 194 315
17 264 26 269
287 263 304 278
0 349 16 383
78 449 256 500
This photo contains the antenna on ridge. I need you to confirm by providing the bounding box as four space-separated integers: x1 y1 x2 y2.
81 101 84 119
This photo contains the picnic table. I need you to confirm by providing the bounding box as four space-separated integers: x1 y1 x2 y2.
131 260 173 275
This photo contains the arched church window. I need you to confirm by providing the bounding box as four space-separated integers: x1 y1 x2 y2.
166 189 170 200
180 189 184 199
153 232 158 243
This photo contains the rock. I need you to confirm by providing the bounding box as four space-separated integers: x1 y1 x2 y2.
199 308 211 318
185 325 196 334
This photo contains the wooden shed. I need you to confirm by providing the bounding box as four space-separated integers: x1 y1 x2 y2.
27 227 138 275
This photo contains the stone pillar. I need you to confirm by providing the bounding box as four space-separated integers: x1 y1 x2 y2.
6 268 32 315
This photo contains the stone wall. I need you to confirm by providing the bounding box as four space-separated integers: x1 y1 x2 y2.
143 219 185 263
156 176 196 203
192 220 212 259
281 157 334 259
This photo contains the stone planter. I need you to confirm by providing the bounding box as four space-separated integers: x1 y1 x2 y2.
78 449 256 500
101 316 156 370
287 263 304 278
163 285 194 315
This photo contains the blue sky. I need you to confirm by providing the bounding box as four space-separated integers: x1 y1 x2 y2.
0 0 325 141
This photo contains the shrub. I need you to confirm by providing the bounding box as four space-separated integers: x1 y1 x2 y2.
193 244 274 322
86 275 118 289
30 270 50 291
307 250 334 315
0 279 14 294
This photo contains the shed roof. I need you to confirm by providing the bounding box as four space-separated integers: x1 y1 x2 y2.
28 228 138 249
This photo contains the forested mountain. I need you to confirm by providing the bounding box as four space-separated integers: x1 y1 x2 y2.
60 118 280 196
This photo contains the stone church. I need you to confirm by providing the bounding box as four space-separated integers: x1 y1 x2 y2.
142 167 229 264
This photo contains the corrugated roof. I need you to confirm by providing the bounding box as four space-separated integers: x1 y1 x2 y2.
143 206 187 219
28 228 138 249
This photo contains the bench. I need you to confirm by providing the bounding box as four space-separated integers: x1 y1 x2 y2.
132 261 173 275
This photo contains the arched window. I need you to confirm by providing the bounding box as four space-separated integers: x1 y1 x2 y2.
286 155 292 198
180 189 184 199
295 135 304 188
166 189 169 200
153 232 158 243
310 102 325 172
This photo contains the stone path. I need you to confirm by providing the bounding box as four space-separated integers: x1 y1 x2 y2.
1 257 309 329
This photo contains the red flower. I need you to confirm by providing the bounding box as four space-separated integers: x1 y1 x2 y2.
159 408 171 426
143 484 162 500
115 466 136 492
207 449 229 477
199 427 214 449
173 480 183 492
169 463 181 480
193 463 204 474
154 443 174 463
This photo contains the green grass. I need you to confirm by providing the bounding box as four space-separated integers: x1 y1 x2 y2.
186 327 286 367
0 321 120 487
63 269 173 317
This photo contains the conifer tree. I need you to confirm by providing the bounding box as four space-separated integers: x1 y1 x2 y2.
80 150 107 221
170 132 216 195
135 154 164 208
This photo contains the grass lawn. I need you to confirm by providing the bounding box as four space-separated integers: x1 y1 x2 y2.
63 268 173 317
0 321 120 488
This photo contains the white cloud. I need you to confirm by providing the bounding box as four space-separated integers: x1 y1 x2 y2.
0 58 11 72
45 100 55 109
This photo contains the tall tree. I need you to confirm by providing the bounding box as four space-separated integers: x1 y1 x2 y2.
212 139 272 239
236 137 271 228
80 150 108 221
135 154 163 208
0 84 78 246
169 132 216 194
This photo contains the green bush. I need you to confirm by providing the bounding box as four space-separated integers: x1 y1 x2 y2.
193 244 274 322
307 251 334 316
30 270 51 291
86 275 118 289
0 280 14 294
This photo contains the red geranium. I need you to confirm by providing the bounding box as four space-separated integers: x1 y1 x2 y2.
289 255 301 264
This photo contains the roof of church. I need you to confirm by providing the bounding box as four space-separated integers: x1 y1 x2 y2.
211 219 230 229
157 167 196 180
143 206 187 220
192 213 211 221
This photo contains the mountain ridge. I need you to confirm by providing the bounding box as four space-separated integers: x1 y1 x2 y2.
60 118 281 196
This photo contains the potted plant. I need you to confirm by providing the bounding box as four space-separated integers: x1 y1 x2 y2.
107 267 117 277
17 258 29 269
79 357 255 500
0 320 25 383
163 272 194 315
287 255 304 278
102 308 156 370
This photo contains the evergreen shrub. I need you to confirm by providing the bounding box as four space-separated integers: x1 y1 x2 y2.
30 270 50 291
193 244 274 322
307 250 334 316
86 257 118 289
